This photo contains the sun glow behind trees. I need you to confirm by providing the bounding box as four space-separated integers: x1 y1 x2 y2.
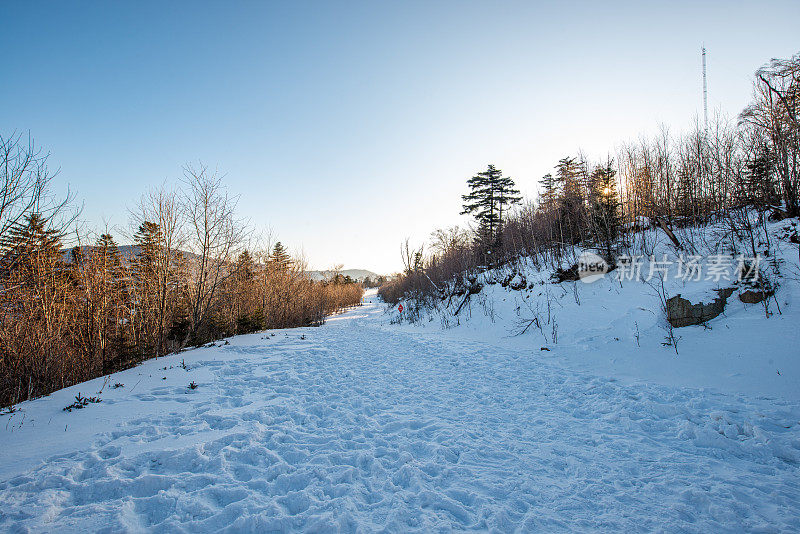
381 52 799 307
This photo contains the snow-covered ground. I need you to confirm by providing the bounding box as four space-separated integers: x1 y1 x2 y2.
1 287 800 532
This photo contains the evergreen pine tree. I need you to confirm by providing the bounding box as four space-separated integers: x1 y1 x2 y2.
97 233 131 371
461 164 522 259
554 157 585 198
75 233 129 373
743 145 778 206
130 221 164 355
0 215 69 404
553 156 588 244
1 213 62 259
0 213 64 283
132 222 162 274
236 250 256 279
95 233 125 279
268 242 292 271
233 250 260 332
412 251 424 272
588 162 621 261
538 173 559 211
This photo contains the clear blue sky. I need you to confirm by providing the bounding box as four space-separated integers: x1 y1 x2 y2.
2 1 798 273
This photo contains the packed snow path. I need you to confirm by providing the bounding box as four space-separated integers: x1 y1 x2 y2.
1 291 799 532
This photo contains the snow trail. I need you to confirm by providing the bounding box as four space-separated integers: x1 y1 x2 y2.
1 290 799 532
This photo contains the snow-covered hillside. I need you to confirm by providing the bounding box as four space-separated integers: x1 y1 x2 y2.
392 216 800 402
1 286 799 531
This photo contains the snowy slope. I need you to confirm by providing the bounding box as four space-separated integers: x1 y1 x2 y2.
1 289 799 531
392 217 800 402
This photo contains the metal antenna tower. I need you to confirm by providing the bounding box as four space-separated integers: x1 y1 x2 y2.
702 45 708 134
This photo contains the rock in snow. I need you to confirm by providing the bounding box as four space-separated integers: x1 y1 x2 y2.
666 287 735 327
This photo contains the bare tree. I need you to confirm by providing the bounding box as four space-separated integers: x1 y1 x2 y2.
181 164 247 344
0 132 50 238
740 53 800 216
0 132 75 264
130 184 186 356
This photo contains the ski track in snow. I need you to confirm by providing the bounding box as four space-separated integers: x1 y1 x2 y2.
1 292 799 532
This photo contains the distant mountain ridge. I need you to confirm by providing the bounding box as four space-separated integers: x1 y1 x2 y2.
306 269 382 282
63 246 383 282
62 244 143 264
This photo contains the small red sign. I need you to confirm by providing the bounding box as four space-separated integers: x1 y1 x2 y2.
398 304 404 313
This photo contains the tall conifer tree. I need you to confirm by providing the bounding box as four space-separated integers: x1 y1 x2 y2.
461 164 521 258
